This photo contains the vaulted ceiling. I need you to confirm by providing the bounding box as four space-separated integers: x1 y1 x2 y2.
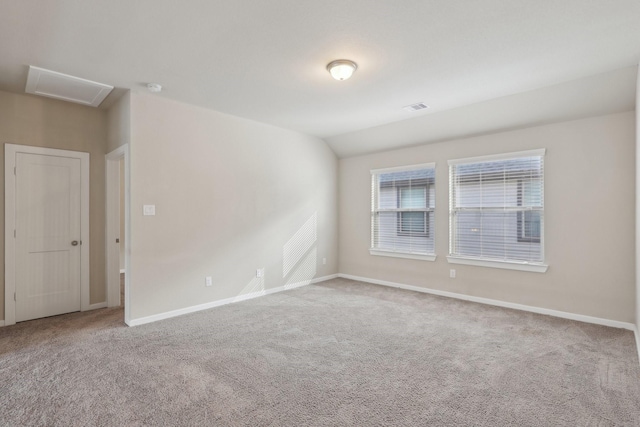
1 0 638 157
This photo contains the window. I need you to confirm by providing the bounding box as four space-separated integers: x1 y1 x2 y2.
448 149 547 272
370 163 435 260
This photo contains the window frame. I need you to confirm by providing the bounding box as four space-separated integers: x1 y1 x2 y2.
370 162 436 261
447 149 548 273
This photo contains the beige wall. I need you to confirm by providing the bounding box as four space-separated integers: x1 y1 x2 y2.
0 90 108 320
106 91 131 153
128 92 338 320
339 111 635 323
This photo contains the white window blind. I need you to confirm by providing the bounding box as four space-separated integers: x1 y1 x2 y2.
449 149 545 265
371 163 435 258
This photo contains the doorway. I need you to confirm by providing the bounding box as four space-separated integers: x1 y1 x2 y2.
5 144 90 326
105 144 130 325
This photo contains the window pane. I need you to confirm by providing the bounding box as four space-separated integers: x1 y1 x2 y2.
399 187 426 209
374 211 434 253
400 211 426 233
517 179 542 242
520 210 541 241
454 211 542 261
522 179 542 207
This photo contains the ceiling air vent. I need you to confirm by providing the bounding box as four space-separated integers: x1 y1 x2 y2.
403 102 430 112
25 66 114 107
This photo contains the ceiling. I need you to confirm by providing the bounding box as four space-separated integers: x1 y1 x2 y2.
328 66 638 157
0 0 639 156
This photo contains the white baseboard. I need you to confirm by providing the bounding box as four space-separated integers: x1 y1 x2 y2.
128 274 338 327
0 320 4 327
338 273 636 331
120 269 125 274
86 302 107 311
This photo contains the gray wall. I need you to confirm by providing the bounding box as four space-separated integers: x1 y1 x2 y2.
106 92 131 153
339 111 635 323
128 92 338 320
0 90 108 320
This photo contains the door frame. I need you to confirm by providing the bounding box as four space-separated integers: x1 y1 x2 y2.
105 144 130 325
5 144 90 326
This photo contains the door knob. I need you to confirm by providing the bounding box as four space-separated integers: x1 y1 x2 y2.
71 240 79 246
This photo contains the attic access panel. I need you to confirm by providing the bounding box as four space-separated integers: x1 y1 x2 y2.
25 66 113 107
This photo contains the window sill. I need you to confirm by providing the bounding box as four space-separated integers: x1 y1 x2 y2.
370 249 436 261
446 256 548 273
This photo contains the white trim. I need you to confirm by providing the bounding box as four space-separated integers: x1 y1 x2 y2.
0 320 4 327
105 149 121 308
635 327 640 366
128 274 338 327
5 146 16 325
80 151 90 312
105 145 130 325
337 273 635 331
447 256 548 273
369 249 436 261
447 148 546 166
88 302 107 310
120 269 125 274
5 144 90 326
370 162 435 175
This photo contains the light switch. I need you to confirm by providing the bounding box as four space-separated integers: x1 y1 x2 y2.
143 205 156 216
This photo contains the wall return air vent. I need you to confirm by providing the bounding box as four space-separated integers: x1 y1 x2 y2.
403 102 430 112
25 66 114 107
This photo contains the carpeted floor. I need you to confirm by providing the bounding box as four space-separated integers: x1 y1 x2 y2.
1 277 639 426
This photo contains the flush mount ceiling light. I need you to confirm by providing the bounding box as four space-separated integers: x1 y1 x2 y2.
326 59 358 81
147 83 162 93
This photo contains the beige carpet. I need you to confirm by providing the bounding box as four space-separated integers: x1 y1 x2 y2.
1 278 639 426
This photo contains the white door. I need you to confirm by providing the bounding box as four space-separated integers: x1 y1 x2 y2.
15 152 82 322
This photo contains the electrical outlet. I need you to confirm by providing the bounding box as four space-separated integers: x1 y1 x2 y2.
205 276 212 287
256 268 264 278
322 258 327 265
143 205 156 216
450 269 456 279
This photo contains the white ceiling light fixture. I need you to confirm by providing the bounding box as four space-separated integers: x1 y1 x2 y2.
327 59 358 81
147 83 162 93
